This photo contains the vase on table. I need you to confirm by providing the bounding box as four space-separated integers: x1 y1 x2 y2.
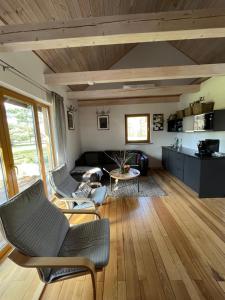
119 164 130 174
119 166 125 174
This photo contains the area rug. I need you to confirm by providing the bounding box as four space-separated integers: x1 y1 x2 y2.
106 176 167 198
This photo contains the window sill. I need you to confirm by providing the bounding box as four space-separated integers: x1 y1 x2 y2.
125 142 154 145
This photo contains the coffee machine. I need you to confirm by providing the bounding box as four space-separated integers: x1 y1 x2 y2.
196 139 220 157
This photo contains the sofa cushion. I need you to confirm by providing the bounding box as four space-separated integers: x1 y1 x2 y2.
84 152 101 166
126 153 138 165
72 182 92 198
70 166 103 182
102 151 116 164
90 186 107 205
102 163 117 172
75 150 149 176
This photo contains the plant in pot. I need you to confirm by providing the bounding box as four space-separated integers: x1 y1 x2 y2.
104 151 135 174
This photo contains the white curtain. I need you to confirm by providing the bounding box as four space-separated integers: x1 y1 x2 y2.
52 92 67 166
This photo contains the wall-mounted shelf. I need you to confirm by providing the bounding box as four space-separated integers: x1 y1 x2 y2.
167 119 183 132
168 109 225 133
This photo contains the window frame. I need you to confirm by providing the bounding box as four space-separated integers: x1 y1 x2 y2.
0 86 56 259
125 113 150 144
0 86 56 196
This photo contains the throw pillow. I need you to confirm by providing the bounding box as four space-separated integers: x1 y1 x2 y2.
72 182 92 198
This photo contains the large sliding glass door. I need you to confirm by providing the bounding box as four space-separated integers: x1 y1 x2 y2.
4 98 41 192
0 156 8 205
0 87 55 256
0 155 8 252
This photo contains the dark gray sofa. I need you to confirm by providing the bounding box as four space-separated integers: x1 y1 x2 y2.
71 150 149 181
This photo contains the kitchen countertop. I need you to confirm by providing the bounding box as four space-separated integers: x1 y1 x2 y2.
162 146 225 159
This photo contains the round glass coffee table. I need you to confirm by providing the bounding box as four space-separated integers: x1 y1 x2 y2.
109 168 140 192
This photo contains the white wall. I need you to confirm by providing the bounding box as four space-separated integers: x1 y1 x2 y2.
65 104 81 169
88 42 195 90
177 76 225 153
0 51 81 169
79 103 177 168
80 42 197 167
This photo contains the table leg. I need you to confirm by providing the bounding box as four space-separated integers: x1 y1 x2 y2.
137 177 139 192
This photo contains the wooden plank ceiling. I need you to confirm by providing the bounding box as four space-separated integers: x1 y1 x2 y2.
2 9 225 52
0 0 225 91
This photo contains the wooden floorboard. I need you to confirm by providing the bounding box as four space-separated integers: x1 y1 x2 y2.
0 170 225 300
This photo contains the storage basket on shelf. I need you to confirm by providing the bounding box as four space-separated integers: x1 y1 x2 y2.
176 110 184 119
184 106 193 117
192 101 214 115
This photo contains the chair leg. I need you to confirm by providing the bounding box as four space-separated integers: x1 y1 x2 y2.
90 270 97 300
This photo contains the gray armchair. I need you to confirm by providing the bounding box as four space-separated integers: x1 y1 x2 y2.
50 164 107 209
0 180 110 300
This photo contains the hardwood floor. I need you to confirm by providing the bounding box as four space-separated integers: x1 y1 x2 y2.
0 257 44 300
1 170 225 300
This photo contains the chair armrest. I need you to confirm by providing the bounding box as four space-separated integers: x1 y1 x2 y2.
61 208 101 219
57 197 95 207
62 197 94 204
9 249 96 273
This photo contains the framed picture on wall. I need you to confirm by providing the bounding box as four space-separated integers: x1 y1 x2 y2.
97 115 109 130
153 114 164 131
67 110 75 130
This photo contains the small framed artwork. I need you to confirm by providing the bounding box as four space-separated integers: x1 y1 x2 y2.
67 110 75 130
97 115 109 130
153 114 164 131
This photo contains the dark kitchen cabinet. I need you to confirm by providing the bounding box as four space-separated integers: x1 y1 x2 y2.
162 146 225 198
183 156 201 193
200 159 225 198
162 147 169 169
169 151 184 181
213 109 225 131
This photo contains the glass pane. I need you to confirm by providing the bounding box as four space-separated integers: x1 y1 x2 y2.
4 98 41 192
38 107 54 195
0 230 7 250
0 156 8 250
127 116 148 141
0 158 8 205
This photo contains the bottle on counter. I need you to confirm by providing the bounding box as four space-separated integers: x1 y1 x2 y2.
178 138 183 151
